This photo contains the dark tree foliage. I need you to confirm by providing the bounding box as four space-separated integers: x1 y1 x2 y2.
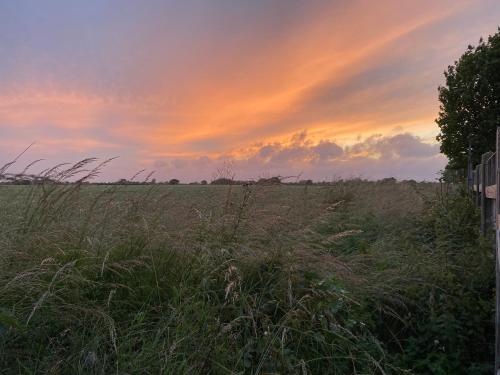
436 28 500 170
210 177 233 185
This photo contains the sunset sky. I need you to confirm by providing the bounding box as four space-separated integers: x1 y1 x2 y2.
1 0 500 182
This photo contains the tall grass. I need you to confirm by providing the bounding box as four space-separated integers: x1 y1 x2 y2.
0 159 494 374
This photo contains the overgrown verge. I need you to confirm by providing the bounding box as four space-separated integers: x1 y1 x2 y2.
389 190 494 374
319 183 494 374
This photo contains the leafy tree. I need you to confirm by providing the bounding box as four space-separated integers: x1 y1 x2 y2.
210 177 233 185
257 176 281 185
436 28 500 170
168 178 180 185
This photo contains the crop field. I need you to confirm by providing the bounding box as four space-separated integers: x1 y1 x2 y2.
0 180 494 374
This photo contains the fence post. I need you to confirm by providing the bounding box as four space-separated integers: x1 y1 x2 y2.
472 169 476 202
477 165 481 207
481 152 494 234
495 127 500 374
467 140 473 192
482 153 487 235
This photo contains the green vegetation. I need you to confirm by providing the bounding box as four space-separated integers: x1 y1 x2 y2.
0 167 494 373
436 28 500 170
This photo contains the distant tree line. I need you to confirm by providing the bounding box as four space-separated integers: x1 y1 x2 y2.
1 174 425 186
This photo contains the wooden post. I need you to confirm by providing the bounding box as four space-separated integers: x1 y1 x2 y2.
481 152 494 235
487 154 495 230
477 165 481 207
467 140 473 192
495 127 500 374
472 169 476 202
482 154 487 235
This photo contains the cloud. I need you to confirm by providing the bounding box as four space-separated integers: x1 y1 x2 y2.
149 131 446 182
349 133 439 159
258 145 276 158
253 133 344 164
312 141 344 160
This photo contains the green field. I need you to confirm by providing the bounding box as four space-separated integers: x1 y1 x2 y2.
0 181 494 374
